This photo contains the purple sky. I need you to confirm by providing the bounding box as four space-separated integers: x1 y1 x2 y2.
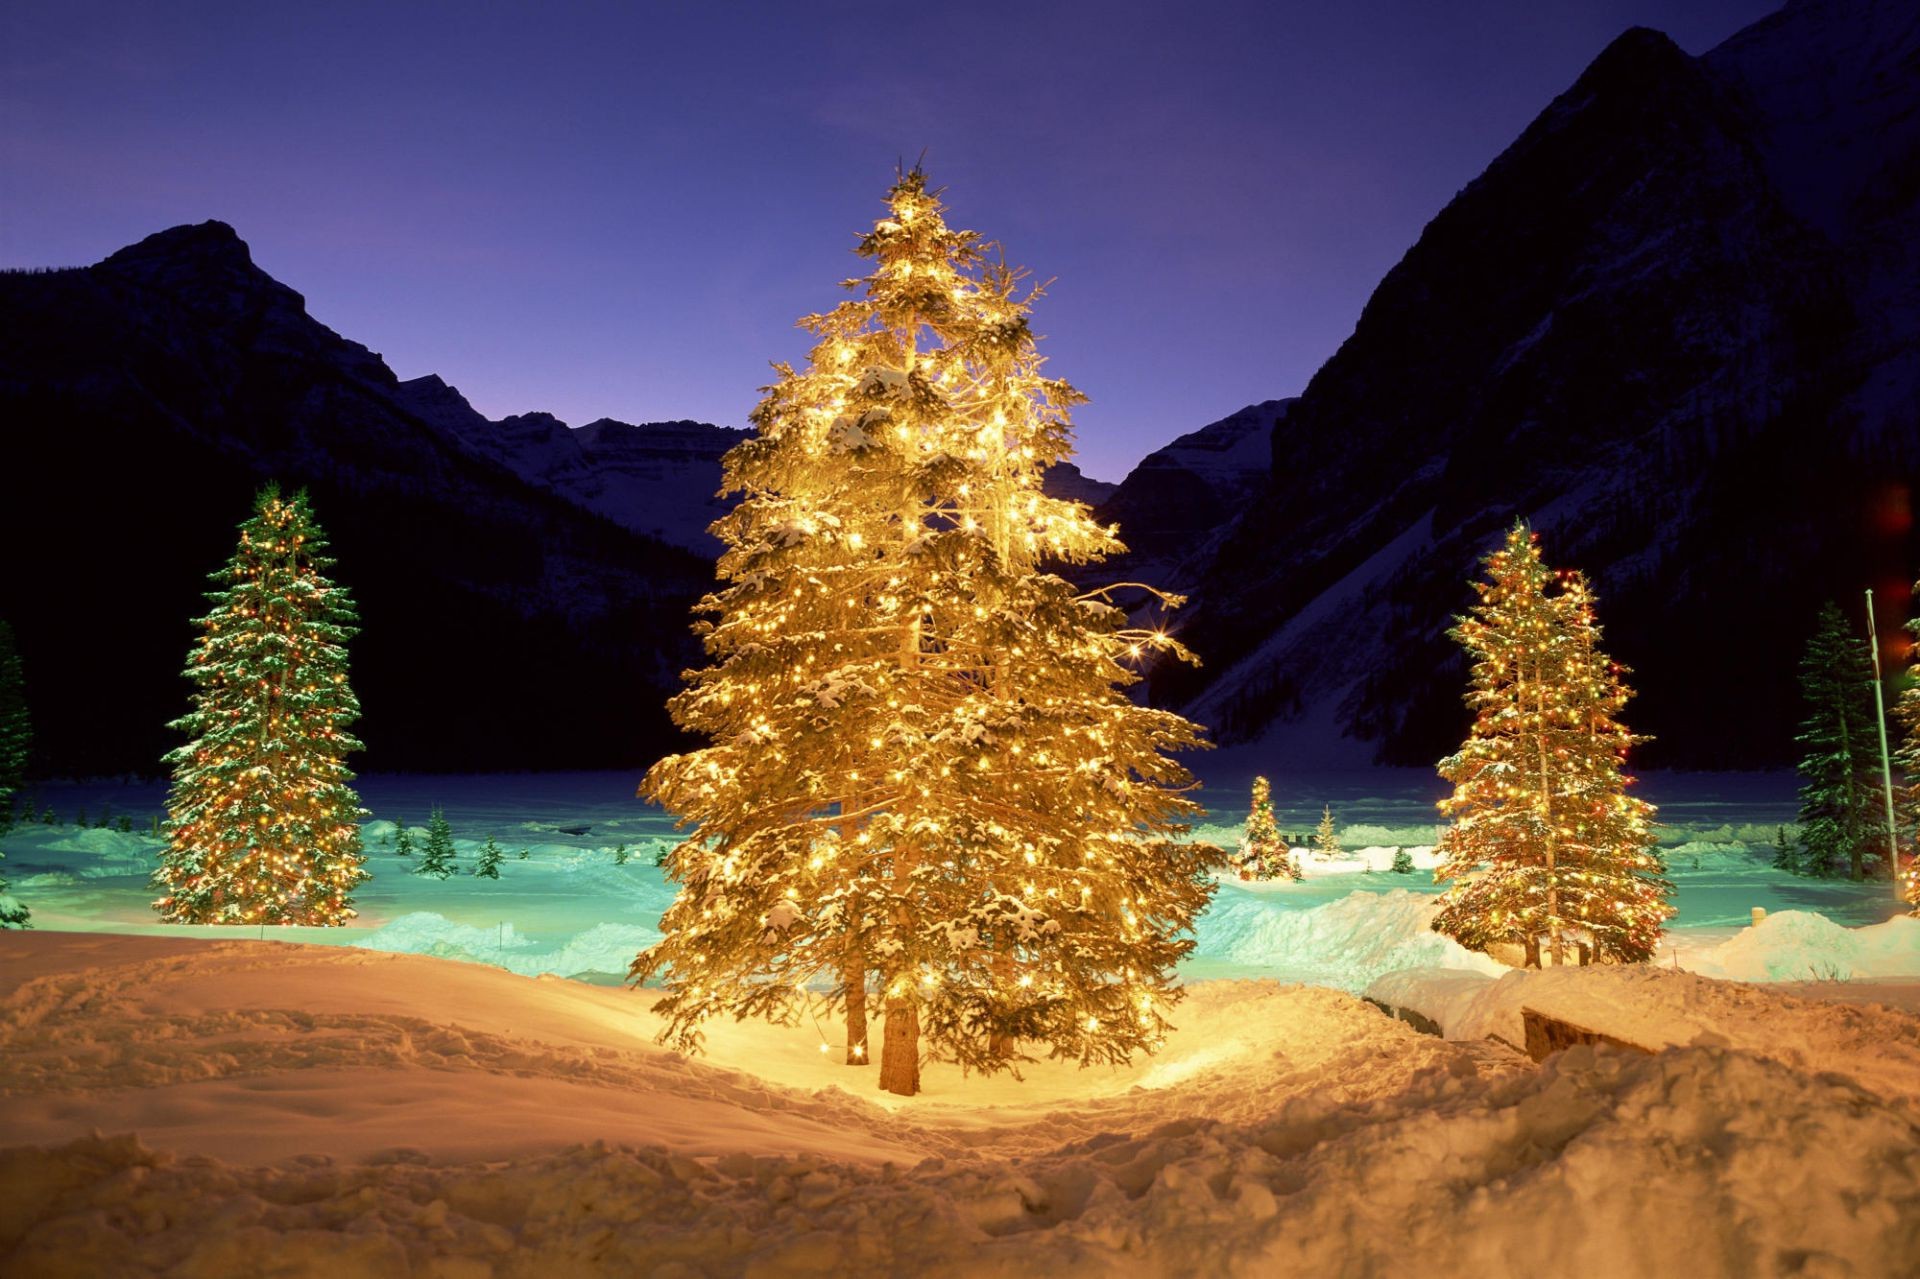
2 0 1780 480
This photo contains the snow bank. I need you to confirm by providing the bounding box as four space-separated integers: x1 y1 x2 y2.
3 933 1917 1277
356 911 661 978
1365 963 1920 1101
1689 910 1920 982
1197 888 1504 988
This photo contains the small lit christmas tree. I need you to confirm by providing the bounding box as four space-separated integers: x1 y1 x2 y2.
1239 776 1296 879
1431 524 1672 966
154 486 369 926
1797 601 1883 880
474 836 504 880
415 807 457 879
637 169 1222 1096
1313 805 1341 860
0 620 29 832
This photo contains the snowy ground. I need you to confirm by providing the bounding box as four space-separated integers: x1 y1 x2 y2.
3 769 1906 987
4 770 1919 1273
5 932 1918 1276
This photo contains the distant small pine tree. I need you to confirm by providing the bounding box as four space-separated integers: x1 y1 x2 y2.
517 847 530 860
1795 601 1883 880
1314 805 1341 859
394 823 414 858
414 807 457 879
474 836 504 880
612 843 631 865
1772 825 1800 873
1391 848 1414 874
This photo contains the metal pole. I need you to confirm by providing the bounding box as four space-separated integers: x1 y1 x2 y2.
1865 589 1902 899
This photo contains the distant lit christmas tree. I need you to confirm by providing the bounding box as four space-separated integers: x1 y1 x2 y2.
154 486 369 925
1431 524 1672 966
1797 601 1883 880
1238 776 1295 879
1313 805 1341 860
415 807 457 879
636 169 1222 1096
0 619 28 830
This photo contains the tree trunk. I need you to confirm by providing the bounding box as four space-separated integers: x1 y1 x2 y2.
988 946 1015 1060
843 945 869 1066
1537 664 1565 967
879 997 920 1096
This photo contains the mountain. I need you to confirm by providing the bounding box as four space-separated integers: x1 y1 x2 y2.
1089 399 1292 593
0 223 715 775
1147 0 1920 768
393 375 750 555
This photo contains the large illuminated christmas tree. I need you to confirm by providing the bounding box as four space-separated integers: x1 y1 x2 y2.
636 169 1222 1096
154 485 369 926
1796 601 1883 880
1431 524 1672 966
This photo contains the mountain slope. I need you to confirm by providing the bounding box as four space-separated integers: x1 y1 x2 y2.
1154 0 1920 768
0 224 712 774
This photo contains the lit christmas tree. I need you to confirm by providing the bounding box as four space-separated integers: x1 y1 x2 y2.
414 806 457 879
1313 805 1341 860
1797 601 1883 880
1238 776 1295 879
1431 524 1672 967
0 619 28 831
153 486 369 926
636 169 1222 1096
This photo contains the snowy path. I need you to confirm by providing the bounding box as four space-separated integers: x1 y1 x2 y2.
4 933 1919 1276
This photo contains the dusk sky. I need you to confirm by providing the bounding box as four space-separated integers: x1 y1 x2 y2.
2 0 1780 480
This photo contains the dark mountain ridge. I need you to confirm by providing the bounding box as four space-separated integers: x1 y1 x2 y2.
0 222 713 775
1142 0 1920 768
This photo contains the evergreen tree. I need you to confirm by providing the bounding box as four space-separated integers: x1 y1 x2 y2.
415 807 457 879
1797 601 1883 880
1240 776 1296 880
517 846 530 860
1771 824 1800 873
1313 805 1341 860
394 821 414 857
613 842 632 865
153 486 369 925
1431 524 1673 966
1391 848 1414 874
0 845 29 929
636 169 1222 1097
1888 589 1920 893
0 620 29 832
474 836 504 880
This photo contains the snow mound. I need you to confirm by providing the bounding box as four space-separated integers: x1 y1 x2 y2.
357 912 660 978
1367 963 1920 1101
2 934 1917 1276
1197 888 1503 988
1663 840 1766 872
1691 910 1920 982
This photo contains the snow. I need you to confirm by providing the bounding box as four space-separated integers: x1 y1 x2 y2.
5 931 1919 1275
4 771 1920 1271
